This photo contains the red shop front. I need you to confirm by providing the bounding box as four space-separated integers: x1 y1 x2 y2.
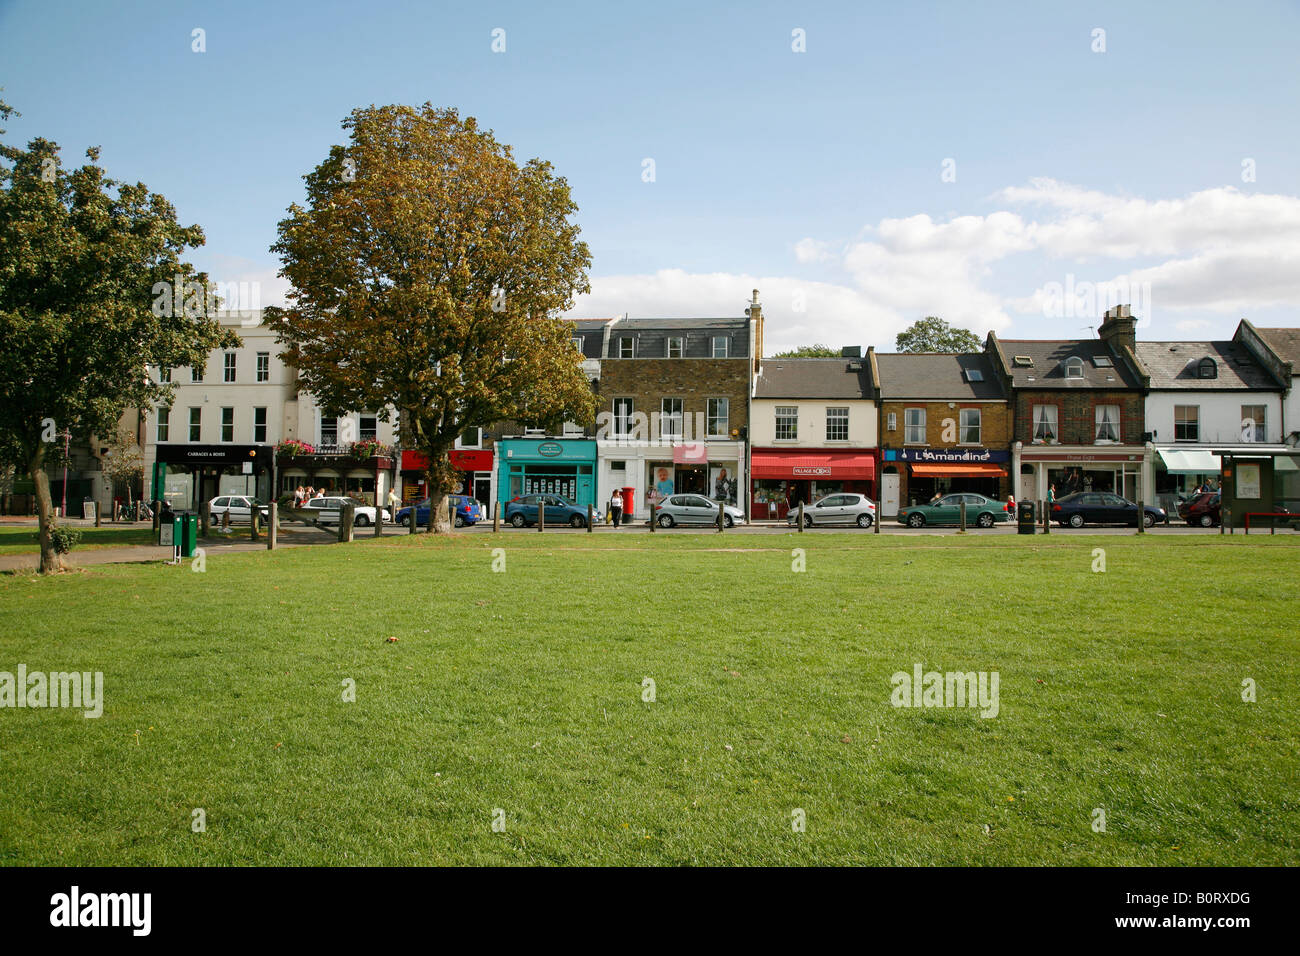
400 448 495 505
749 449 877 520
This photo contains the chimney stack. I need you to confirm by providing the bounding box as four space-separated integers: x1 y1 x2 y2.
747 288 763 374
1099 304 1136 355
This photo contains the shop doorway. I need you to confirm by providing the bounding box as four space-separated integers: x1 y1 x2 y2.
1019 465 1036 502
881 470 900 516
675 465 707 494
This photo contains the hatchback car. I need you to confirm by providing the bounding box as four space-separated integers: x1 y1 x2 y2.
396 495 482 528
787 493 876 528
653 494 744 528
301 496 390 527
1177 492 1221 527
1051 492 1166 528
896 493 1011 529
504 494 589 528
207 495 269 523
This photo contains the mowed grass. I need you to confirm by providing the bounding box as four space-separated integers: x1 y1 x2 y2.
0 532 1296 866
0 525 156 557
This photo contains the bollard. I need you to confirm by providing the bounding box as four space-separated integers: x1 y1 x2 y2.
408 499 418 535
200 501 211 537
872 495 880 534
1041 500 1049 535
587 503 593 532
152 500 161 535
538 499 545 532
374 499 384 537
1137 499 1145 534
959 501 967 532
267 502 277 550
339 502 355 542
250 507 259 542
650 501 657 532
797 502 804 532
716 502 724 533
493 501 500 533
221 509 231 532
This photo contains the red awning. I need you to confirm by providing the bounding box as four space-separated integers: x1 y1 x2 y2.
402 449 494 472
750 450 875 480
910 463 1007 477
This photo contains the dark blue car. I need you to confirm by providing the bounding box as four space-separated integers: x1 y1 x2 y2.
504 494 588 528
396 495 483 528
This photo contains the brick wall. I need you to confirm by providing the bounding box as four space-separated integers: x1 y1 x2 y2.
879 401 1012 448
599 359 751 437
1013 391 1144 445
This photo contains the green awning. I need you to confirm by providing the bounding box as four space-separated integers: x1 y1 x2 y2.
1276 455 1299 472
1157 448 1221 474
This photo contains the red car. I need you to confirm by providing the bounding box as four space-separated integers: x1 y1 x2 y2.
1177 492 1221 527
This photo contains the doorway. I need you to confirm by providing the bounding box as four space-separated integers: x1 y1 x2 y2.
882 469 900 516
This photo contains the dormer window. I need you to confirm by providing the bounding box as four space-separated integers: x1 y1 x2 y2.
1013 356 1033 367
1198 357 1217 379
618 337 634 358
1064 357 1084 379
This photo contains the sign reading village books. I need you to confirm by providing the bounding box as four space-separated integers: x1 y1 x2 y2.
893 447 1010 464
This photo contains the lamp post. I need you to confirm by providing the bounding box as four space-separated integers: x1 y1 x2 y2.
60 429 71 518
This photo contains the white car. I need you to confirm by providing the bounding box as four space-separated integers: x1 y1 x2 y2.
787 493 877 528
653 494 744 528
301 496 391 527
207 495 269 523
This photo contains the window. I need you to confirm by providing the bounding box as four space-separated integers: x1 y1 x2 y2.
661 398 683 439
359 415 377 441
1032 405 1058 443
156 407 170 442
668 336 684 358
959 408 981 444
562 421 584 437
1241 405 1266 442
459 427 481 448
158 366 171 383
618 337 634 358
1013 356 1033 367
572 336 583 353
188 407 201 442
1174 405 1199 442
1093 355 1113 368
826 407 849 442
191 363 203 383
775 406 798 441
256 352 270 382
1064 357 1084 379
964 368 984 382
707 398 729 437
220 407 234 442
711 336 729 358
320 415 338 448
1095 405 1120 443
223 352 236 382
886 412 897 431
254 407 267 443
612 398 634 437
1199 357 1218 379
904 407 926 444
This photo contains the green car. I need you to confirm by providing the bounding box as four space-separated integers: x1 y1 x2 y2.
896 493 1012 529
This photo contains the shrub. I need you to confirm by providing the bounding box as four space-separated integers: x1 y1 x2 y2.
36 525 83 554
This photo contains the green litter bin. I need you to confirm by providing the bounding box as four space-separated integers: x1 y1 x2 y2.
159 513 180 549
179 512 198 557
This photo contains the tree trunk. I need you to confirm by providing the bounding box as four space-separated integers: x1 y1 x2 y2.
421 453 456 535
30 444 62 573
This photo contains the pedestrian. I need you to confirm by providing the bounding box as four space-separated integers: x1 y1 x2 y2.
1048 484 1056 504
387 487 398 511
608 488 623 528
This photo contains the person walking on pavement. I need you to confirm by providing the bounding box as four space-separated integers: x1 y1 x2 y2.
608 489 623 528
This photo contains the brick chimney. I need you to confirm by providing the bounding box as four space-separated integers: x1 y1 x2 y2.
746 288 763 374
1099 304 1136 354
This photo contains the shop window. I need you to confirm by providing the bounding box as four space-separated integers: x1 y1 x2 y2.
775 406 798 441
256 352 270 382
1032 405 1057 443
712 336 729 358
188 407 201 442
613 398 634 437
668 336 684 358
1095 405 1120 443
826 407 849 442
707 398 729 437
156 407 170 443
1241 405 1266 442
661 398 683 439
1174 405 1199 442
223 352 237 382
959 408 981 444
221 407 234 442
904 407 925 444
254 407 267 444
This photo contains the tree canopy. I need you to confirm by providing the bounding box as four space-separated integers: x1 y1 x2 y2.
265 103 596 531
895 316 982 353
770 344 838 358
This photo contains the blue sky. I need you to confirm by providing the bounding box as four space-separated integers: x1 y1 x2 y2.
2 0 1298 350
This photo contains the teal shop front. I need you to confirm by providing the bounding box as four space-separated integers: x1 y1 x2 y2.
497 438 597 508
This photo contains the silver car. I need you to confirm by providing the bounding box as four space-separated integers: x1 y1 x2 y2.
301 496 391 527
654 494 744 528
787 493 876 528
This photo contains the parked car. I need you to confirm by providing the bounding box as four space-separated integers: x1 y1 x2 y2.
1051 492 1166 528
896 493 1011 529
396 495 483 528
1177 492 1221 527
300 496 390 527
207 495 269 523
504 494 589 528
787 493 876 528
653 494 744 528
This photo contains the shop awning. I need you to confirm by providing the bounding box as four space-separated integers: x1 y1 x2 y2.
910 463 1007 477
1157 448 1221 474
751 450 875 480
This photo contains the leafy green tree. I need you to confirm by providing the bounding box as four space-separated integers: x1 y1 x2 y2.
771 344 838 358
266 104 596 533
895 316 982 353
0 99 237 571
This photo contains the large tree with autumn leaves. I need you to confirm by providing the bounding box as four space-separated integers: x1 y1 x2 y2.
266 104 596 532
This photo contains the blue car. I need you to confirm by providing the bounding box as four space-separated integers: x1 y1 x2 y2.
396 495 483 528
504 494 588 528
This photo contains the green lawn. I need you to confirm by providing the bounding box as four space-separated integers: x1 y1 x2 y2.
1 533 1296 865
0 525 156 557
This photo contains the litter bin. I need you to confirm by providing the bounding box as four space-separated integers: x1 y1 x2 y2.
178 512 198 557
1017 500 1036 535
159 513 180 548
621 486 635 520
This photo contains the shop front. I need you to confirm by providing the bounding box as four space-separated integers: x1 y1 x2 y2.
152 444 274 510
497 438 597 509
883 447 1009 510
1015 446 1153 506
749 449 876 521
599 440 746 521
400 448 494 506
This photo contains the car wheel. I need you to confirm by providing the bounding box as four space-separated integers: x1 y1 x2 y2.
857 513 872 528
724 514 735 528
977 512 994 529
658 513 675 528
1068 514 1085 528
510 514 527 528
355 514 369 527
455 514 465 527
1199 514 1213 528
398 515 409 527
569 514 585 528
802 514 813 528
907 513 925 528
1142 512 1156 528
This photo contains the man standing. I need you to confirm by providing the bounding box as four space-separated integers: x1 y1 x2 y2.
608 488 623 528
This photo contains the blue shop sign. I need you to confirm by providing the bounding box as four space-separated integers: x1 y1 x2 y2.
893 447 1010 464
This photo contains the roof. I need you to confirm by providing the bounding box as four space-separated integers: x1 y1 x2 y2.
613 317 749 331
874 353 1004 400
1136 341 1282 390
1255 328 1300 368
997 339 1143 389
754 358 874 399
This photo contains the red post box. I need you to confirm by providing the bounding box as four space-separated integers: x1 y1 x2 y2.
621 486 635 519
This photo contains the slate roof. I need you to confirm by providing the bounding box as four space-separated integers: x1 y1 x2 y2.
874 353 1004 400
605 316 750 359
1256 328 1300 369
997 339 1143 389
754 358 874 399
1136 341 1283 390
